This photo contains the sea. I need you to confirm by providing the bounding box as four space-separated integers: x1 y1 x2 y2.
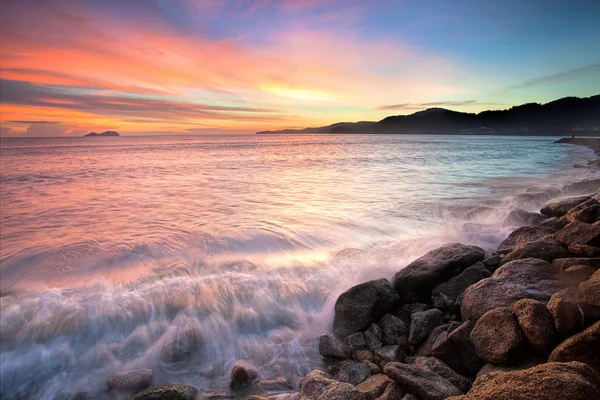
0 134 597 399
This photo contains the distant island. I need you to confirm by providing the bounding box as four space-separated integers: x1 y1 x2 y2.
85 130 120 137
257 95 600 135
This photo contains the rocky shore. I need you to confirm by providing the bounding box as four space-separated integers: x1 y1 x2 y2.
61 138 600 400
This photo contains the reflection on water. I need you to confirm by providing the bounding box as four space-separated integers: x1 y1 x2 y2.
0 135 597 398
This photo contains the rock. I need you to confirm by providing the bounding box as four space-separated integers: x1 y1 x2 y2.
377 382 405 400
393 303 429 324
513 191 553 208
258 377 293 392
569 244 600 257
106 368 152 391
496 226 556 254
562 178 600 195
476 354 544 378
549 322 600 375
503 208 545 227
393 244 485 303
230 361 259 390
564 264 596 282
131 385 198 400
461 258 572 322
329 359 371 385
512 299 557 354
413 357 470 393
566 202 600 224
364 323 383 349
447 362 600 400
431 321 482 374
346 332 367 350
540 196 591 217
319 333 352 359
355 374 392 400
576 269 600 321
482 253 503 273
547 291 584 338
299 370 366 400
377 314 408 347
400 395 418 400
501 241 569 264
538 216 569 230
431 262 490 312
553 257 600 270
470 308 524 365
354 349 374 363
333 279 400 338
383 362 462 400
553 221 600 247
160 323 204 363
363 360 381 375
416 323 452 357
373 345 406 370
408 309 443 348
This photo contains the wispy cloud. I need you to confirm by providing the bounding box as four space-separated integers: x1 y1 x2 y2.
505 63 600 91
377 101 507 111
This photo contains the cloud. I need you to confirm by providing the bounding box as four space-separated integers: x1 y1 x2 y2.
505 63 600 91
377 101 507 111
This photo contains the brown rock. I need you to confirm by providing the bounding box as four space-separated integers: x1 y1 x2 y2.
540 196 591 217
568 244 600 257
552 257 600 270
496 226 557 254
355 374 392 400
501 241 569 264
383 362 462 400
547 291 584 338
354 349 374 363
106 369 152 391
576 269 600 321
377 382 405 400
413 356 470 393
564 264 597 282
373 345 406 370
299 370 366 400
446 362 600 400
553 221 600 247
565 199 600 223
431 321 482 374
475 353 544 378
549 321 600 376
470 308 524 365
230 361 259 390
258 377 293 392
512 299 557 354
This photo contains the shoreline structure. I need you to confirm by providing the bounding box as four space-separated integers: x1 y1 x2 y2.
77 138 600 399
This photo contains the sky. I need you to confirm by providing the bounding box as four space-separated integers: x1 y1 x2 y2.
0 0 599 136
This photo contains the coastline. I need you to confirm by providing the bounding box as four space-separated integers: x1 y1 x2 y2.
92 138 600 399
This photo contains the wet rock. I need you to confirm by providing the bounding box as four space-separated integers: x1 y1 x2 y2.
383 362 462 400
393 243 485 303
461 258 572 322
431 262 490 312
482 253 503 273
299 370 366 400
566 201 600 224
230 361 259 390
476 353 545 378
258 377 293 392
393 303 429 324
496 226 557 254
538 216 569 230
355 374 392 400
449 362 600 400
553 257 600 270
470 308 524 365
564 264 596 282
319 333 352 359
570 243 600 257
131 384 198 400
513 191 553 208
408 308 443 348
364 323 383 349
333 279 400 338
329 359 371 385
373 345 406 370
106 368 152 391
377 382 405 400
503 208 545 227
512 299 557 354
549 321 600 375
501 241 569 264
431 321 482 374
346 332 367 350
547 291 584 338
160 323 204 363
540 196 591 217
413 356 470 393
377 314 408 347
553 221 600 247
576 269 600 321
562 178 600 195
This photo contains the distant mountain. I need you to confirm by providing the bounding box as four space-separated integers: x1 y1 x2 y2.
256 95 600 135
85 130 120 137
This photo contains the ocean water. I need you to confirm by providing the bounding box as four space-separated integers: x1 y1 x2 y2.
0 134 597 399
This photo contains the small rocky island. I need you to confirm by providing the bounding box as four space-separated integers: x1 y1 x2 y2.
84 130 120 137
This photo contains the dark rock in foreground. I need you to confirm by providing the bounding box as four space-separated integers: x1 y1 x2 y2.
384 362 463 400
299 370 366 400
131 384 197 400
512 299 557 355
470 308 524 365
393 243 485 303
496 226 556 254
540 196 591 217
319 333 352 359
431 262 490 312
230 361 259 390
447 361 600 400
501 241 569 264
549 321 600 376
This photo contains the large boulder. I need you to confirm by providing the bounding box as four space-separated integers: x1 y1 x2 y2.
547 290 584 338
549 321 600 376
540 196 591 217
553 221 600 247
512 299 557 355
378 382 405 400
393 244 485 303
461 258 572 322
131 385 198 400
552 257 600 270
576 269 600 321
333 279 399 338
328 359 371 385
446 362 600 400
393 303 429 324
470 308 524 365
408 308 443 348
569 244 600 257
496 226 557 254
373 345 406 370
416 323 456 357
319 333 352 359
565 199 600 223
431 321 482 374
299 370 366 400
413 357 470 393
501 241 569 264
383 362 463 400
431 262 490 312
364 323 383 349
354 374 392 400
230 361 259 391
106 369 152 391
503 208 545 228
377 314 408 347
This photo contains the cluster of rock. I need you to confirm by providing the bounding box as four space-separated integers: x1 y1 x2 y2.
306 180 600 400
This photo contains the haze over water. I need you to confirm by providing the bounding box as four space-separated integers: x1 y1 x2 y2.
0 135 597 399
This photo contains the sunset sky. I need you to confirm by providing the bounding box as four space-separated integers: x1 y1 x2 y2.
1 0 599 136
